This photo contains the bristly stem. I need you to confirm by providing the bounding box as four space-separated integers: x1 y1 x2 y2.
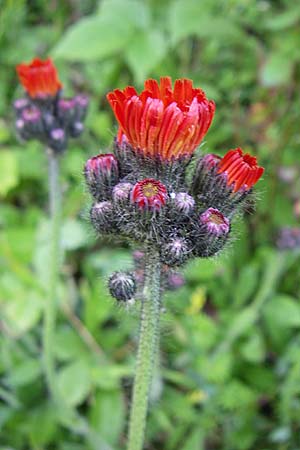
43 148 62 402
127 248 162 450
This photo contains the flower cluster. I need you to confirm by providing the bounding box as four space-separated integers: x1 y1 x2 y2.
84 77 264 303
15 58 88 153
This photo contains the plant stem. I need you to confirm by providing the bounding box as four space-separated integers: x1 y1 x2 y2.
43 148 62 402
127 248 162 450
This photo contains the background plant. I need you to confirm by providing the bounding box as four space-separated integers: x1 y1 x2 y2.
1 0 300 449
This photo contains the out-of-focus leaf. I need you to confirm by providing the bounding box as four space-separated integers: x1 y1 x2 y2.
260 52 293 87
61 218 88 250
126 29 167 83
57 359 92 407
264 295 300 329
264 7 300 30
28 404 57 447
53 8 135 61
169 0 242 43
8 358 41 387
0 150 19 196
89 389 125 446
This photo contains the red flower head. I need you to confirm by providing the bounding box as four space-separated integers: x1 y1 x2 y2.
218 148 264 192
131 178 167 211
16 57 62 98
107 77 215 161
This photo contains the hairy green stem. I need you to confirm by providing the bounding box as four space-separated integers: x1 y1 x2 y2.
127 249 162 450
43 149 62 401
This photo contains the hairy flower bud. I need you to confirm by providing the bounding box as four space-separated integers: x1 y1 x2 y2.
85 153 119 200
173 192 195 214
193 207 230 258
165 271 185 291
48 128 67 152
108 271 136 302
113 182 133 203
160 237 191 267
74 95 89 121
90 201 114 233
131 178 167 211
199 207 230 236
16 106 43 139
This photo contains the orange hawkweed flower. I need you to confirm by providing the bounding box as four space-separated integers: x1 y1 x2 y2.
218 148 264 192
107 77 215 161
16 57 62 98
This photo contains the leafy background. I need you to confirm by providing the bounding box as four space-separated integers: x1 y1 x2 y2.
1 0 300 448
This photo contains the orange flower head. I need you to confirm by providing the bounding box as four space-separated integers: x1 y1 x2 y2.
16 57 62 98
107 77 215 161
218 148 264 192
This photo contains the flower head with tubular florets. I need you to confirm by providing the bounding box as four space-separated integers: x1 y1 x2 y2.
107 77 215 161
84 77 264 304
14 57 88 154
16 58 62 99
218 148 264 193
131 178 167 211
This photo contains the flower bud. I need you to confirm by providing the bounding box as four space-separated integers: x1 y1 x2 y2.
90 201 114 234
74 95 89 121
165 271 185 291
16 106 44 140
191 153 221 197
173 192 195 214
69 121 84 138
131 178 167 212
199 207 230 236
48 128 67 153
194 207 230 257
108 271 136 302
84 153 119 200
160 237 191 267
14 98 29 115
113 182 133 203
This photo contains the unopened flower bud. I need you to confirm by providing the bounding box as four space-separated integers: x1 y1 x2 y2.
69 121 84 138
165 271 185 291
173 192 195 214
49 128 67 152
113 182 133 203
14 98 29 115
161 237 191 267
108 271 136 302
57 98 76 123
90 201 114 233
85 153 119 200
16 106 43 139
74 95 89 121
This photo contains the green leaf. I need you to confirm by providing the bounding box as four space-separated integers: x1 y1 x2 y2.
8 358 41 387
28 404 57 447
61 219 88 250
89 390 125 446
126 29 167 83
57 359 92 407
0 150 19 196
264 7 300 30
264 295 300 329
240 331 266 363
53 15 134 61
260 52 293 87
169 0 242 44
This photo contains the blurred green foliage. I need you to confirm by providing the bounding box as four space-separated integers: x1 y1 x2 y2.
1 0 300 448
